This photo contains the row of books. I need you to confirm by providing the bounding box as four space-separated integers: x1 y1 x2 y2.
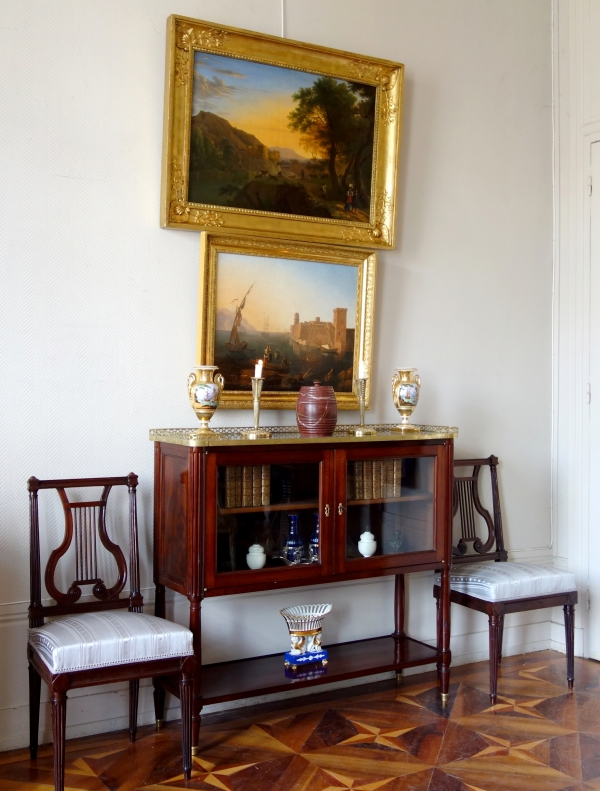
349 459 402 500
224 465 271 508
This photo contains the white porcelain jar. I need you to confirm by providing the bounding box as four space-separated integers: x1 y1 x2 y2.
358 530 377 558
246 544 267 570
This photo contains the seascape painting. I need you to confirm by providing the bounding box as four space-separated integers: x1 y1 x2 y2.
214 253 359 393
189 51 377 222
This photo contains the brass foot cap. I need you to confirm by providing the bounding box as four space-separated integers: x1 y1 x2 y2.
440 692 449 702
241 429 272 439
191 746 199 755
391 424 421 433
155 719 164 729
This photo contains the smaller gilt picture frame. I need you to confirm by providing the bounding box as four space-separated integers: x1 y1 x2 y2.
197 233 376 409
162 15 403 249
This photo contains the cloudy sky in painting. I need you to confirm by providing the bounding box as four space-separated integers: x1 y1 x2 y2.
216 253 358 334
192 51 351 158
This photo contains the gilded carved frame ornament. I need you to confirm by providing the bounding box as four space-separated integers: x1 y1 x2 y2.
161 15 403 249
197 233 376 410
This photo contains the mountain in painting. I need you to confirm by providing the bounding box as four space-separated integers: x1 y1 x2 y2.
192 111 263 151
190 111 280 175
269 146 309 163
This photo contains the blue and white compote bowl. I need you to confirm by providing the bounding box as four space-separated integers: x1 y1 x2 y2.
279 603 332 670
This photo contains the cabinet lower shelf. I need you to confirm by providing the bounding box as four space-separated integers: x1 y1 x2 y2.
160 635 439 706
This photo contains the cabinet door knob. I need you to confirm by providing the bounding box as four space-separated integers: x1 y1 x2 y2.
338 503 345 515
324 504 330 517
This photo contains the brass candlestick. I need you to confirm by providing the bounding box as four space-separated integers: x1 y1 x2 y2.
242 378 272 439
354 378 376 436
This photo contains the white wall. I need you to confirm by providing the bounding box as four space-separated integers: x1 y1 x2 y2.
0 0 555 750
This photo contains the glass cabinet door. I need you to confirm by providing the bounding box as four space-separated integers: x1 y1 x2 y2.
340 451 441 569
206 454 330 588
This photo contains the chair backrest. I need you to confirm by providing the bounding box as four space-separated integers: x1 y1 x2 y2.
28 474 142 628
452 456 508 565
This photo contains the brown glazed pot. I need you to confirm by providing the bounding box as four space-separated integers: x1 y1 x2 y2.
296 381 338 437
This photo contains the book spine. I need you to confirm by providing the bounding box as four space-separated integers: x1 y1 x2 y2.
242 466 253 507
252 465 262 507
354 461 364 500
235 466 242 507
363 460 373 500
385 459 395 498
261 464 271 506
393 459 402 497
225 466 236 509
372 459 382 499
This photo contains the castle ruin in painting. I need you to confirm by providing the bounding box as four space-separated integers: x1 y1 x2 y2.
290 308 352 356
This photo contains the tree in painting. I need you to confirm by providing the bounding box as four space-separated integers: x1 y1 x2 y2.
288 78 375 207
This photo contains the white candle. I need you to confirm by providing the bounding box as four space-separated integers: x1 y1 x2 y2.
254 359 263 378
358 360 366 379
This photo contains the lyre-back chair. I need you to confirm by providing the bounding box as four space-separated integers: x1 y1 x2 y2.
434 456 577 703
27 474 195 791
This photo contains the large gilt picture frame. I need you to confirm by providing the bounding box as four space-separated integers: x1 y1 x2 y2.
162 15 403 249
197 233 376 409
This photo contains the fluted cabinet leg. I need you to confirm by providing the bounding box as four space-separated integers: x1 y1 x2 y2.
28 664 41 760
439 569 451 697
435 591 441 676
129 680 139 742
180 659 194 780
51 689 68 791
564 603 575 689
189 596 203 752
489 614 501 705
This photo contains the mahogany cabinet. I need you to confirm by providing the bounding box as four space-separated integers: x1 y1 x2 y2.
151 425 456 750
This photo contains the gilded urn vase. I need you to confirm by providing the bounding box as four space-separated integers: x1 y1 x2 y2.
391 368 421 432
187 366 225 435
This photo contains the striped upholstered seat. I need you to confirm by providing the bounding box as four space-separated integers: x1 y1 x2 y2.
29 611 193 673
437 562 576 602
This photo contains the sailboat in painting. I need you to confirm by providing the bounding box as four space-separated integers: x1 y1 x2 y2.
225 284 253 352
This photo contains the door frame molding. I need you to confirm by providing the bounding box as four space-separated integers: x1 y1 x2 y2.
552 0 600 658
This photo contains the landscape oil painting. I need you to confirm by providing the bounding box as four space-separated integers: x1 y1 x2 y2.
189 51 376 222
197 235 376 409
162 16 403 247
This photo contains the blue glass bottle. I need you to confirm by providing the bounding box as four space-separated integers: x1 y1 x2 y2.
284 513 303 563
309 513 320 562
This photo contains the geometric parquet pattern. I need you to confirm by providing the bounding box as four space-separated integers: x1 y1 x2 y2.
2 650 600 791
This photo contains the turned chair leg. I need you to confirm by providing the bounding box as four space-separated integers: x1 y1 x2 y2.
28 664 41 760
181 660 194 780
564 603 575 689
129 680 139 742
488 614 501 705
497 614 505 663
51 690 68 791
153 679 166 727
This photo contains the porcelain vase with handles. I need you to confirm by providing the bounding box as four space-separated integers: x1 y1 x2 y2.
188 365 225 435
391 368 421 432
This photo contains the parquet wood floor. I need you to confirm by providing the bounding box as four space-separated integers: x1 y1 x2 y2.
2 650 600 791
